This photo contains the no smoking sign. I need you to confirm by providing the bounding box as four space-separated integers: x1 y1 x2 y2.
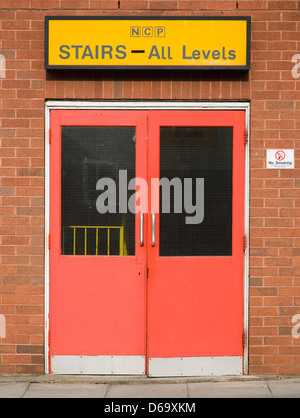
275 150 285 161
267 149 294 169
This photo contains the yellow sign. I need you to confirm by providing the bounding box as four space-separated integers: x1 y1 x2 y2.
45 17 250 70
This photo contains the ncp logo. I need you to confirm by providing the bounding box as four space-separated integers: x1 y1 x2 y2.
130 26 165 37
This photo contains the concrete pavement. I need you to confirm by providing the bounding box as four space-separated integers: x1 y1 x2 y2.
0 375 300 398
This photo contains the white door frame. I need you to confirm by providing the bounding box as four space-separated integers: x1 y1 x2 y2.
44 100 250 375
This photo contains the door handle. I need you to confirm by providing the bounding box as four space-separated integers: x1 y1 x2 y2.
151 213 155 247
140 213 144 247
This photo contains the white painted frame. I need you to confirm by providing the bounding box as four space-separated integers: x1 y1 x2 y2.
44 101 250 375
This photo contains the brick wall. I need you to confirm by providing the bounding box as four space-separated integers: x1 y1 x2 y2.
0 0 300 374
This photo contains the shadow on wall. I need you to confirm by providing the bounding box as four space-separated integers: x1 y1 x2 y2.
45 68 250 84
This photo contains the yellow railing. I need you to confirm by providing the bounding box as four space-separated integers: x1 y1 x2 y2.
63 226 126 256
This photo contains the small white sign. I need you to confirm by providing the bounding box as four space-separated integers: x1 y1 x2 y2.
267 149 294 169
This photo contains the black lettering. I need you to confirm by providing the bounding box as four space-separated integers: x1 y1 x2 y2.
228 49 236 60
102 45 113 59
116 45 127 59
182 45 192 59
71 45 83 59
82 45 94 59
212 50 220 59
192 49 200 59
59 45 70 59
149 45 160 59
202 49 211 59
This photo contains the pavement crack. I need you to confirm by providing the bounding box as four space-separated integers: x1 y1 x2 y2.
186 383 190 398
103 383 109 398
266 381 275 398
20 382 30 398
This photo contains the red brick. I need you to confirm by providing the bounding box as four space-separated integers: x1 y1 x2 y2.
120 1 148 9
238 1 267 9
178 1 207 9
268 1 297 10
281 11 300 20
89 0 119 9
0 1 30 8
149 1 178 10
60 0 90 8
0 0 300 378
209 1 236 9
31 1 59 8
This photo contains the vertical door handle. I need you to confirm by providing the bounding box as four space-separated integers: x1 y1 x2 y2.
151 213 155 247
140 213 144 247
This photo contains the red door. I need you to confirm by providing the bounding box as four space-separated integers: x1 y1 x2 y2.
147 110 245 376
49 110 148 374
49 109 245 376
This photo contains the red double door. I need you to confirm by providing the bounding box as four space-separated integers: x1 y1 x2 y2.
49 109 245 376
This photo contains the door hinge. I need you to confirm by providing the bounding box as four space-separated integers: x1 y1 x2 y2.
243 234 247 253
147 266 149 281
48 330 51 347
244 129 248 145
48 234 51 250
49 129 52 144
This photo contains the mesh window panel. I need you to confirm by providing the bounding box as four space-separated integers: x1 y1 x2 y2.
159 127 233 257
61 127 136 256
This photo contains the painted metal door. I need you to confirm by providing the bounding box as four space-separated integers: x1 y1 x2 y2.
147 110 245 376
49 109 245 376
49 110 148 374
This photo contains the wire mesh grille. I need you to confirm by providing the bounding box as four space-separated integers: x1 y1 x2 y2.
61 127 136 256
159 126 233 256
